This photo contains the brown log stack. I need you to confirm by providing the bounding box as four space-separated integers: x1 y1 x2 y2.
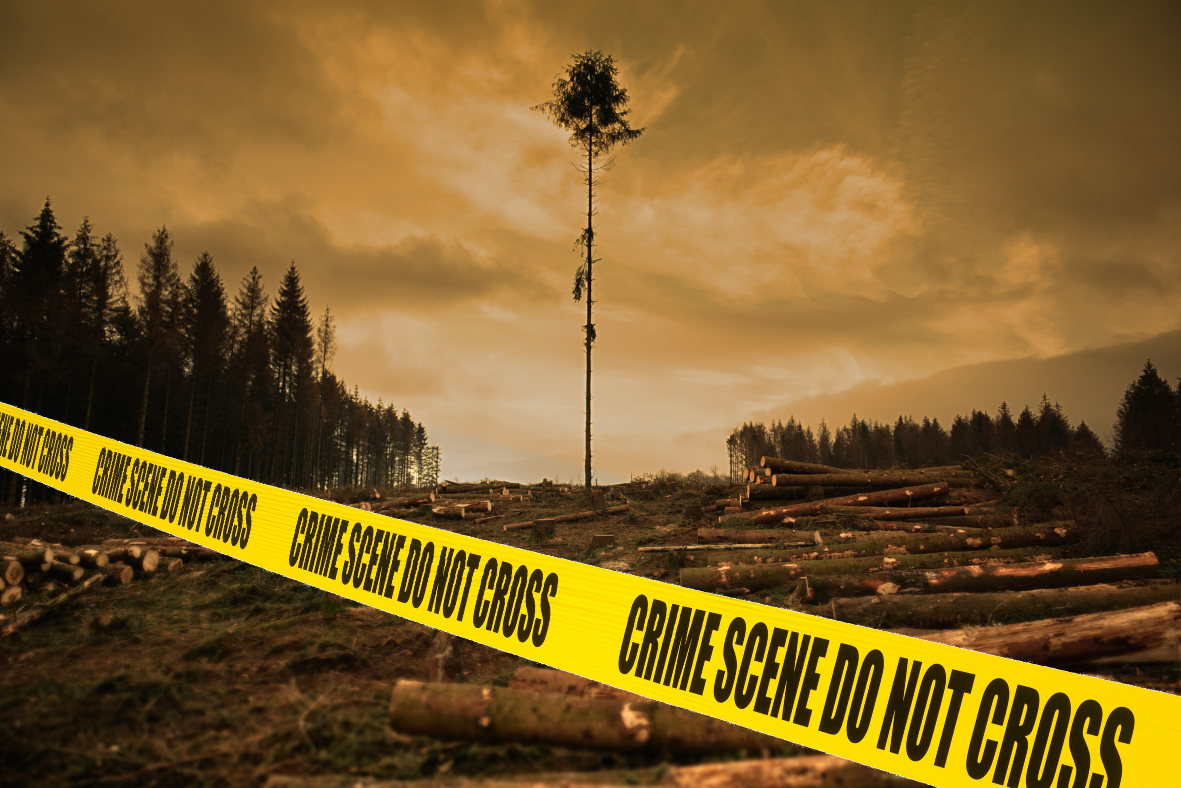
729 482 950 523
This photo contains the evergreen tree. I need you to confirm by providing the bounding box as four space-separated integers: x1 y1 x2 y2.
1071 421 1106 457
1015 406 1038 457
135 226 182 449
994 402 1018 456
269 262 314 486
82 233 127 430
181 252 229 463
534 51 644 490
1037 396 1071 455
1114 360 1178 454
11 199 69 411
228 266 272 478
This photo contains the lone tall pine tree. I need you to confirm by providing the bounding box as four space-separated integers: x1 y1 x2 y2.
533 51 643 490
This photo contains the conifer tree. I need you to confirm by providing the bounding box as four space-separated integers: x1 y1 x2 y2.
12 199 69 411
135 226 182 449
181 252 229 462
534 51 644 490
1114 360 1178 454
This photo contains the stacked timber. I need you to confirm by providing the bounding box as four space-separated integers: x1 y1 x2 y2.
0 536 226 613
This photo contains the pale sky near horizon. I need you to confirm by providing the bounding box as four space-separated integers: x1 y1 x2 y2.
2 1 1179 482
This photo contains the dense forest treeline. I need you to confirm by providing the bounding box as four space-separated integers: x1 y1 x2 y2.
727 360 1181 480
0 199 439 504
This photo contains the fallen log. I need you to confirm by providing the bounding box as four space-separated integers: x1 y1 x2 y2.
431 505 468 520
803 582 1181 629
682 523 1078 563
919 515 1017 528
699 522 983 544
153 545 221 561
388 680 795 754
3 560 23 586
0 542 55 564
100 564 134 584
138 548 160 573
759 458 853 474
503 505 629 531
679 547 1070 591
100 537 190 546
376 493 436 510
798 552 1160 603
818 504 1001 521
474 514 505 525
0 573 103 638
916 601 1181 666
729 483 950 523
638 543 812 553
747 485 806 501
682 545 1064 569
773 473 974 488
98 545 143 561
42 560 84 581
75 549 110 568
0 585 22 606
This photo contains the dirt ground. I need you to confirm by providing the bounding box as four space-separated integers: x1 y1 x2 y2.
0 486 726 788
2 476 1179 787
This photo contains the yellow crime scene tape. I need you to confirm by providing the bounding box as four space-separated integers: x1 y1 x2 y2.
1 399 1177 788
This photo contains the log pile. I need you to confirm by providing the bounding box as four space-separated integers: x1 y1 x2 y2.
0 536 226 618
670 455 1179 669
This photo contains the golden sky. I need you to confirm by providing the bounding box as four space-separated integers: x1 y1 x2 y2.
2 1 1179 481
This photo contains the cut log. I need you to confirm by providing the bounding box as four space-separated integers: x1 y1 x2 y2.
759 458 853 474
699 522 980 544
0 542 54 564
3 560 23 586
388 680 796 754
462 501 493 514
162 558 184 572
76 549 110 568
101 537 189 546
804 582 1181 629
0 573 103 638
679 547 1070 591
798 552 1160 604
729 483 951 523
773 472 974 488
747 485 805 501
818 504 1002 521
919 515 1017 528
431 505 468 520
682 523 1078 563
0 585 22 606
153 545 220 561
100 546 143 561
917 601 1181 666
503 505 629 531
474 515 505 525
100 564 134 584
376 493 436 510
808 516 995 533
138 548 160 573
639 543 811 553
589 534 616 550
43 560 84 581
682 545 1064 569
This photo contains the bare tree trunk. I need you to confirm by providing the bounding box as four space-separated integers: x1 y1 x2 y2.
136 360 151 448
183 366 197 462
584 143 594 491
159 362 170 453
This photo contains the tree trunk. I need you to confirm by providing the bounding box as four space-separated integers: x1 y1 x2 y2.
759 458 853 474
584 143 593 492
431 505 467 520
136 360 151 448
138 548 160 573
3 560 24 586
729 483 951 522
818 504 1002 520
803 582 1181 629
0 543 55 564
681 544 1064 569
773 472 975 488
685 522 1077 563
679 546 1070 591
698 522 980 544
183 366 197 462
100 564 134 584
916 601 1181 666
798 552 1159 604
388 680 796 755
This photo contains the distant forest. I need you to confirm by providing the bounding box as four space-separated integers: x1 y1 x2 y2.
0 199 439 504
727 361 1181 481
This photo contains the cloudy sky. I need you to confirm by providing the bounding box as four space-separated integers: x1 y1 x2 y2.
2 1 1179 482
